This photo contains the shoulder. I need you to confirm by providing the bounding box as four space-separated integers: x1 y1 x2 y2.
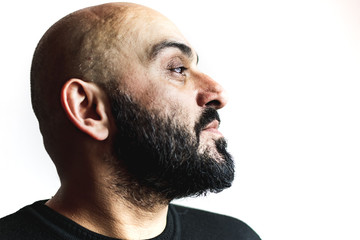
170 204 261 240
0 207 31 239
0 200 51 240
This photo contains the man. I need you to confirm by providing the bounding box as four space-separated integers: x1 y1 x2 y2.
0 2 260 240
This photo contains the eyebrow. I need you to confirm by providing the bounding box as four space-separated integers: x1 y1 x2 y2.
149 40 199 64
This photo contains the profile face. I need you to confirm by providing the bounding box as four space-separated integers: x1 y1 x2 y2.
97 5 234 204
105 6 228 160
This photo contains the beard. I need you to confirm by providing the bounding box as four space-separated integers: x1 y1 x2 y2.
107 90 234 208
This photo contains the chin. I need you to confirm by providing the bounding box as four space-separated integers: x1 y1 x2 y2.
198 138 226 162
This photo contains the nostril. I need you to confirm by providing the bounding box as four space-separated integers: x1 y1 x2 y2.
205 100 221 108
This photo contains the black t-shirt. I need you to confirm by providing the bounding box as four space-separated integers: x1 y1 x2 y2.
0 200 260 240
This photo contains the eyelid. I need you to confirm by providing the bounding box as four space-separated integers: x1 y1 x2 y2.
163 56 191 83
166 57 184 68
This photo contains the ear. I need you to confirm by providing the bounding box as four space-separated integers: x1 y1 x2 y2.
61 79 110 141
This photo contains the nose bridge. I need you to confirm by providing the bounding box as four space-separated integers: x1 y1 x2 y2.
194 72 228 109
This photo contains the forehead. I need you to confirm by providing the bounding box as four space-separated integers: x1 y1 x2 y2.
109 7 192 60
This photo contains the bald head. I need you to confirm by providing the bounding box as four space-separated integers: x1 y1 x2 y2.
31 3 186 145
32 3 167 121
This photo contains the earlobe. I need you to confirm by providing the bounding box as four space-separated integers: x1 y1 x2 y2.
61 79 110 141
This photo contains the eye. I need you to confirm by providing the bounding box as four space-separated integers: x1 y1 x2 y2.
171 66 187 75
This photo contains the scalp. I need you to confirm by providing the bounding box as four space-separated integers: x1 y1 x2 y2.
29 2 163 158
30 3 156 131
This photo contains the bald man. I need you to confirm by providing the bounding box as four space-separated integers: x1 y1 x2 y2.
0 3 260 240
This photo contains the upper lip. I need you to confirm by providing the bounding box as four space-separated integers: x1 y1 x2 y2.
203 120 220 130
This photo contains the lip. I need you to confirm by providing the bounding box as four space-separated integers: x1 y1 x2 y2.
202 120 223 136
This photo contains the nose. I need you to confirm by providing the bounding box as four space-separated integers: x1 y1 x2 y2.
195 73 228 109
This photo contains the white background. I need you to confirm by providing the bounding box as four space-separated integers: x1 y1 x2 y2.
1 1 359 239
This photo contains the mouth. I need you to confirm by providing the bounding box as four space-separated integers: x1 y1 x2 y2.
201 120 223 136
194 107 222 139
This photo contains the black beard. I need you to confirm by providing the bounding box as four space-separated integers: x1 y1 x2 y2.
107 91 234 208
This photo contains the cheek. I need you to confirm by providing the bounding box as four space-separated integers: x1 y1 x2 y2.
159 89 200 130
126 68 201 129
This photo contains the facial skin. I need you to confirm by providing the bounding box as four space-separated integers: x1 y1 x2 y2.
97 7 234 208
30 2 232 239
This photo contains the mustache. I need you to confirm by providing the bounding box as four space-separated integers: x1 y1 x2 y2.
195 108 221 138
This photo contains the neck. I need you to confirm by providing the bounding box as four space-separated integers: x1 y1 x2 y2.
46 176 169 240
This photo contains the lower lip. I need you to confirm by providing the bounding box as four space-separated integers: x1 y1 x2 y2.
202 128 223 136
